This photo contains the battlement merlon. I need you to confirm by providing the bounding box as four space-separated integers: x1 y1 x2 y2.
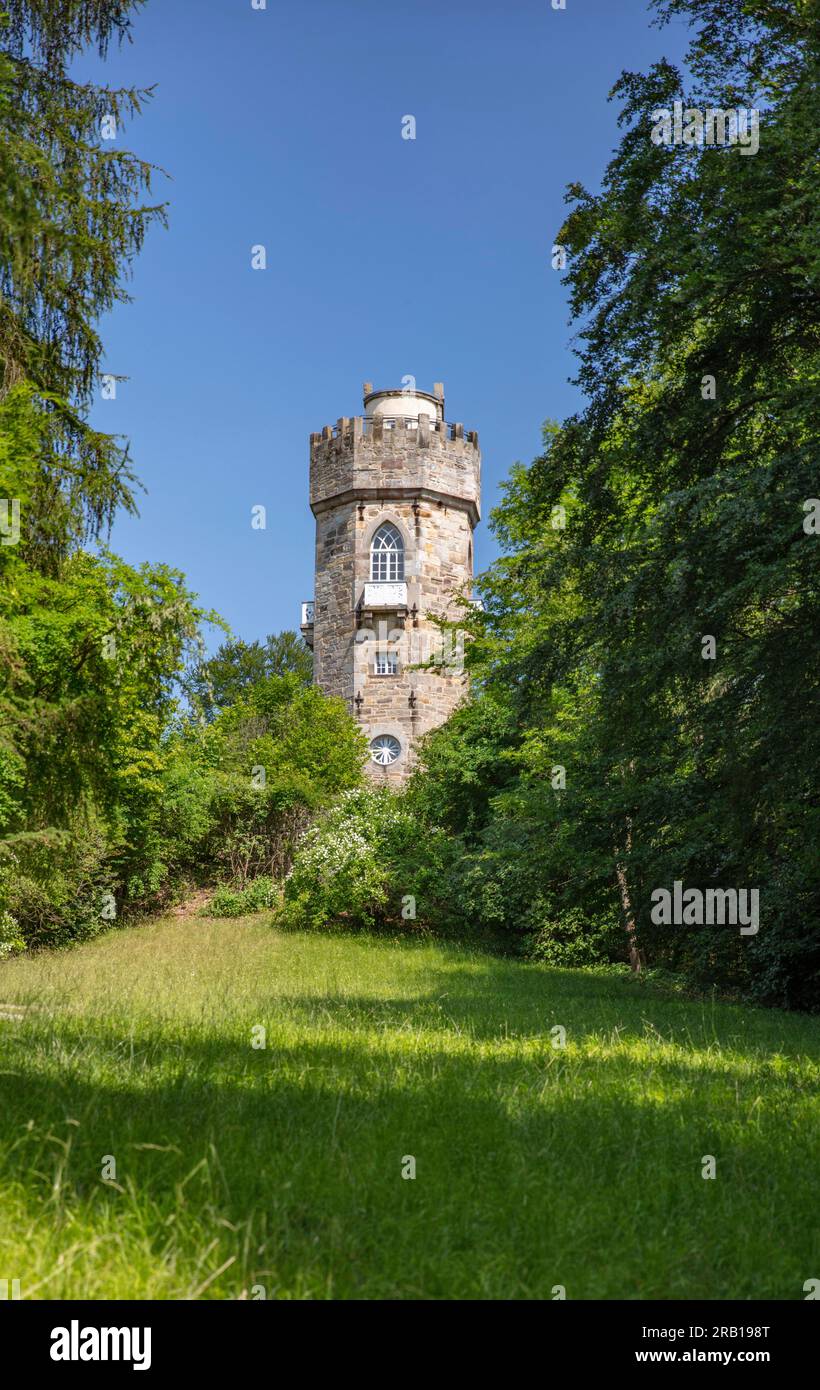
309 414 481 525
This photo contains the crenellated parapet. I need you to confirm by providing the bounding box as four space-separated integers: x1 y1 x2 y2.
309 414 480 526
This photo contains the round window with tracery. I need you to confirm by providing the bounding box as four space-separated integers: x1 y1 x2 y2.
370 734 401 766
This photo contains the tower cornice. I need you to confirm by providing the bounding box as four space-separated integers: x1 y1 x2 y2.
310 484 479 528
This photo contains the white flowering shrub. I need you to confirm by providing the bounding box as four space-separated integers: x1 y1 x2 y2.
282 787 417 930
0 858 26 957
0 910 26 958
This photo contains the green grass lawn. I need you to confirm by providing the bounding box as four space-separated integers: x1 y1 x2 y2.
0 914 817 1300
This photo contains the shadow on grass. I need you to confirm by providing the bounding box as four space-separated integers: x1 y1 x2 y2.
202 946 820 1056
252 919 820 1047
0 949 817 1297
0 1005 815 1207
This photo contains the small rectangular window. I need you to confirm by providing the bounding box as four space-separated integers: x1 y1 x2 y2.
374 653 398 676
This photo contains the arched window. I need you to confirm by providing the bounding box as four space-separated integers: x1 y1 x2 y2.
370 523 405 582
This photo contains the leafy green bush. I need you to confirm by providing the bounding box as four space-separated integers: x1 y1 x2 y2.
202 876 278 918
524 906 624 968
280 778 622 964
0 828 115 950
149 673 368 896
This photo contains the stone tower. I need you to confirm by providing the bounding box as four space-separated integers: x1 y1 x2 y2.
301 382 481 782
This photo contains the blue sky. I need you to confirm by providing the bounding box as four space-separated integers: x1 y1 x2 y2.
80 0 689 650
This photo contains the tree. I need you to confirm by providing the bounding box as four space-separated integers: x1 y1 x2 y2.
0 0 174 844
0 1 164 569
408 0 820 1007
547 0 820 1006
188 631 313 717
161 673 368 889
0 3 201 946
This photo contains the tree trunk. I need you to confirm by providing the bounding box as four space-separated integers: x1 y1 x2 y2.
614 819 641 973
615 860 641 973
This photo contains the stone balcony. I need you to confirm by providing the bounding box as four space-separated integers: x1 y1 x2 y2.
300 600 314 648
363 581 407 609
356 581 410 632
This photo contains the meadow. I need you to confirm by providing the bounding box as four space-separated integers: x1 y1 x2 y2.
0 914 817 1299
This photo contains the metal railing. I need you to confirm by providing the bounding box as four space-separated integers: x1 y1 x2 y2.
321 417 475 443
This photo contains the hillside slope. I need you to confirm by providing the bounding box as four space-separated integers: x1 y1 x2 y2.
0 916 817 1299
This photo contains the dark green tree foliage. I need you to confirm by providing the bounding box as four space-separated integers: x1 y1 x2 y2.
189 631 314 718
0 4 362 951
410 0 820 1007
0 2 169 948
0 0 162 567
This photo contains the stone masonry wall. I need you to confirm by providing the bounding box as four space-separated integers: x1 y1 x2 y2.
309 414 480 783
310 416 480 521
